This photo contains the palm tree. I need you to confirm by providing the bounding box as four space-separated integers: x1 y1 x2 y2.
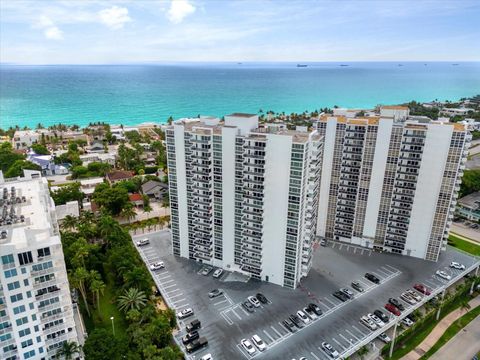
69 267 91 316
61 215 77 231
56 341 81 360
121 204 136 223
79 211 95 225
117 288 147 313
460 299 471 313
96 215 121 244
89 271 105 312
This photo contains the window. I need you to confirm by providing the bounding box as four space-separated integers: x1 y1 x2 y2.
18 251 33 266
21 339 33 348
1 254 14 265
24 349 35 358
16 316 28 326
4 269 17 278
13 305 26 315
10 293 23 303
7 281 20 291
37 247 51 258
24 279 29 286
19 328 31 337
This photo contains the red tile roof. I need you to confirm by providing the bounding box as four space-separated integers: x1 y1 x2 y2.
129 193 143 202
106 170 134 181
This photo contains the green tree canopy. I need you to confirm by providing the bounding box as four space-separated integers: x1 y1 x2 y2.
93 182 129 215
460 169 480 197
31 143 50 155
4 160 41 178
51 182 84 205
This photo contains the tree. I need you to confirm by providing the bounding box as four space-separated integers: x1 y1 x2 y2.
69 267 91 316
120 203 136 223
83 329 127 360
51 182 84 205
61 215 78 231
56 341 82 360
461 299 471 312
460 169 480 197
89 271 105 311
93 183 129 215
118 288 148 313
31 143 50 155
4 160 41 178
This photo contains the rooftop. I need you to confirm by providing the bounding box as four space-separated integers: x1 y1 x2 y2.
458 192 480 210
106 170 134 181
227 113 257 118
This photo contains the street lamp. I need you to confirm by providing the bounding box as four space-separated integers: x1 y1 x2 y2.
110 316 115 336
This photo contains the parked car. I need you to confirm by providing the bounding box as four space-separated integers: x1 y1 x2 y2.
340 287 354 299
186 319 201 333
365 272 380 284
378 333 391 343
385 303 401 316
406 289 422 302
177 308 194 319
201 354 212 360
256 293 269 304
186 337 208 353
282 319 297 333
201 267 213 276
242 301 255 313
360 315 377 330
401 317 414 327
182 331 199 344
367 313 385 327
297 310 310 324
136 238 150 246
450 262 466 270
400 292 417 305
436 270 451 280
321 341 339 359
320 239 327 246
289 314 304 328
212 268 223 278
150 261 165 271
333 290 349 302
307 303 323 316
413 283 431 295
304 306 317 319
351 281 365 292
252 334 266 351
248 295 261 307
374 309 389 323
388 298 405 311
208 289 223 298
241 339 256 355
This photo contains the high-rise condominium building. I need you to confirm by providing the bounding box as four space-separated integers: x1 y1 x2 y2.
166 114 323 288
315 106 470 261
0 171 79 360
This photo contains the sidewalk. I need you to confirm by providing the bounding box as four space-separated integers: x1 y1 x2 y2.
402 296 480 360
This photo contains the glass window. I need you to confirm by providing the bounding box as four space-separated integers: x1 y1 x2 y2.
4 269 18 278
1 254 14 265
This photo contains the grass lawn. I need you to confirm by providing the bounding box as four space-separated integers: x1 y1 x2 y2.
80 273 128 339
420 305 480 359
448 234 480 256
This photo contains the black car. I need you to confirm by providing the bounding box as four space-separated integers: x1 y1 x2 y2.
186 337 208 353
186 319 201 333
304 306 316 318
351 281 365 292
289 314 304 328
365 272 380 284
256 293 269 304
388 298 405 311
282 319 297 333
374 309 389 323
182 331 199 345
242 301 255 313
308 303 323 316
333 290 349 302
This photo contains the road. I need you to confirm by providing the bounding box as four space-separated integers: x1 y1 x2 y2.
430 314 480 360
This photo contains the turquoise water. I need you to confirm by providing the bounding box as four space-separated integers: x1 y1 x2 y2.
1 62 479 129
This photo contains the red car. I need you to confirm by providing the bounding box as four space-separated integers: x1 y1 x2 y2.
385 303 401 316
413 284 431 295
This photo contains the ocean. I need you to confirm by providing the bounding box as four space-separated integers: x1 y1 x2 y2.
1 62 479 129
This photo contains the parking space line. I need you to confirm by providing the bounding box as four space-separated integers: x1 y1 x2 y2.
171 300 188 307
263 330 275 343
231 308 242 320
239 307 250 317
214 299 228 306
332 337 346 350
322 297 337 307
339 333 353 345
221 312 233 326
162 279 175 285
310 351 322 360
271 325 282 337
165 288 181 294
345 329 360 341
169 293 184 299
352 324 369 336
424 279 439 289
163 283 177 289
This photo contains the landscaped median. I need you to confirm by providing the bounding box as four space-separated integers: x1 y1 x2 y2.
448 234 480 256
381 278 479 360
419 304 480 359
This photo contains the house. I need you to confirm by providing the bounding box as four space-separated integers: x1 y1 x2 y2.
79 152 116 166
27 153 68 176
456 192 480 222
106 170 134 184
129 193 144 207
12 130 41 150
80 177 104 198
141 180 168 200
441 107 475 117
87 140 105 153
55 201 80 221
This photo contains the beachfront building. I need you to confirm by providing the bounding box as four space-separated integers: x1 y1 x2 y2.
165 114 323 288
0 170 79 359
315 106 470 261
12 130 42 150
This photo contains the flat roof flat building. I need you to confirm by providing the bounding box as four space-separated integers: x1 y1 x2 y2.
0 170 79 360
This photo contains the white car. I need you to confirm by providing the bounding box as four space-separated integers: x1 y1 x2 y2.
177 308 194 319
400 292 416 305
401 317 414 327
367 313 385 327
378 333 391 343
213 268 223 278
297 310 310 324
201 354 213 360
450 262 465 270
406 289 422 302
136 238 150 246
247 296 260 308
251 334 266 351
321 342 339 359
360 315 377 330
436 270 451 280
303 306 317 320
150 261 165 271
241 338 256 355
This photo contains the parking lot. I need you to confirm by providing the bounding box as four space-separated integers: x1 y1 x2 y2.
132 230 479 360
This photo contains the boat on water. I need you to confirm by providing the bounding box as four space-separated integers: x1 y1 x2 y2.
296 64 307 67
340 64 349 67
452 63 459 66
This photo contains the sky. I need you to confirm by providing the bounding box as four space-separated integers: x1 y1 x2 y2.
1 0 479 64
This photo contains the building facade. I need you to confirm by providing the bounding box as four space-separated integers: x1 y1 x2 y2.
315 106 470 261
0 170 79 360
166 114 323 288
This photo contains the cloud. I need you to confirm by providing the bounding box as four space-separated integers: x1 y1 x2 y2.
35 15 63 40
98 6 131 29
167 0 196 24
